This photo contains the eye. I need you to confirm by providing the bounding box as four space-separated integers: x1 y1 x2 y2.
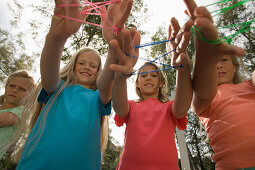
152 74 158 77
19 87 27 92
140 74 146 78
8 84 15 88
91 64 97 68
221 58 228 62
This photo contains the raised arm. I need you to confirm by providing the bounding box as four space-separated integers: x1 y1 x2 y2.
166 18 193 119
183 0 245 115
109 28 140 117
97 0 133 105
41 0 89 93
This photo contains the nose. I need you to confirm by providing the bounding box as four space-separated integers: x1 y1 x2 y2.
146 75 152 80
83 63 90 70
11 86 18 93
216 62 223 70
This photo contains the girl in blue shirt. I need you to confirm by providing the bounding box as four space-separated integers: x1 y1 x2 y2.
14 0 134 169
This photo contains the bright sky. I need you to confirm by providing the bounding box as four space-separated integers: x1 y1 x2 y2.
0 0 206 146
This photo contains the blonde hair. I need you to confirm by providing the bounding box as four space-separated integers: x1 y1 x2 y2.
135 62 169 103
0 70 36 105
13 47 109 161
231 55 247 84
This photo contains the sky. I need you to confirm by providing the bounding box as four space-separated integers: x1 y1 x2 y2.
0 0 205 146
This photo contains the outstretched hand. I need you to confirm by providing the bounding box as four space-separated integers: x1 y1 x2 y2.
49 0 90 40
183 0 245 59
109 27 140 78
166 17 193 67
100 0 133 44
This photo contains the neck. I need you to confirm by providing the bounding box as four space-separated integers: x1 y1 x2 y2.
0 102 18 110
142 93 158 101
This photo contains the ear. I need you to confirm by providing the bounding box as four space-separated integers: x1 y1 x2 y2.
159 81 163 88
233 64 237 73
135 80 140 88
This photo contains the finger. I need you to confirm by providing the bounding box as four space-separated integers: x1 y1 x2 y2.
109 64 133 75
99 5 107 24
171 18 180 35
194 7 214 22
117 0 133 27
81 5 91 20
183 0 197 20
122 29 132 56
133 29 141 55
218 43 245 57
194 17 218 41
171 52 179 66
176 32 191 54
184 9 191 18
110 39 127 64
175 19 193 44
175 53 191 69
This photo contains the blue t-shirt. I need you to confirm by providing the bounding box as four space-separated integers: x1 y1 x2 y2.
17 81 111 170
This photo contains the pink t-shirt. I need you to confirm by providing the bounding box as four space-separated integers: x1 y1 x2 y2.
200 81 255 170
114 98 187 170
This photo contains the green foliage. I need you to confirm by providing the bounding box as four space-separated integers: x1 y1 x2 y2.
185 112 215 169
149 26 176 92
101 131 122 170
0 29 35 83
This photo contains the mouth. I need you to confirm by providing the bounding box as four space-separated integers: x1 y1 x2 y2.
218 72 226 78
80 72 92 77
8 94 17 98
144 83 154 87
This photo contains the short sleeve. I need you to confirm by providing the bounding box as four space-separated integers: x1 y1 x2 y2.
169 100 188 130
38 80 64 104
114 114 128 127
113 100 133 127
8 107 23 119
100 100 111 116
173 114 188 130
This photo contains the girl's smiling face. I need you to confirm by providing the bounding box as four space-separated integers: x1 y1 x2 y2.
74 51 100 89
137 64 162 100
217 55 236 86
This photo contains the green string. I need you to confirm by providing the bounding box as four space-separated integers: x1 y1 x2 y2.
192 0 255 44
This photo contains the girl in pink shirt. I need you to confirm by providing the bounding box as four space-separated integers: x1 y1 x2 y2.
108 19 193 169
181 0 255 169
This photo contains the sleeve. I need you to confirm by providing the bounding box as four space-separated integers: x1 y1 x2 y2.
37 80 64 104
169 100 188 130
100 100 111 116
8 107 23 119
113 100 133 127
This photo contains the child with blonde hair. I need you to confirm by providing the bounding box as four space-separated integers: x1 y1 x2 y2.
181 0 255 169
15 0 134 169
0 70 35 159
109 18 193 169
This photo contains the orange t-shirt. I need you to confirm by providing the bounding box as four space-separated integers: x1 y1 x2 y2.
114 98 187 170
200 81 255 170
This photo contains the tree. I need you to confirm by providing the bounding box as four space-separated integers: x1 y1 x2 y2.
0 28 35 83
101 129 122 170
8 0 149 61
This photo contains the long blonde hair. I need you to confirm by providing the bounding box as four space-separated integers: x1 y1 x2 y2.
135 62 169 103
14 48 109 161
0 70 35 105
231 55 247 84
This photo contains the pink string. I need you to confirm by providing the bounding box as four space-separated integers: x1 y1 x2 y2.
54 14 114 30
55 0 123 35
